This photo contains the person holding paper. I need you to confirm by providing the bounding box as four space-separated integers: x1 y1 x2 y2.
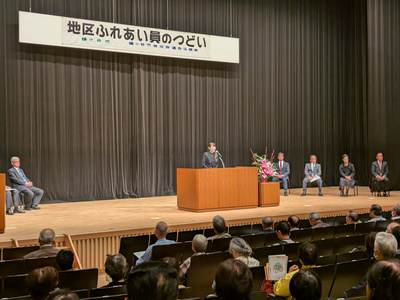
8 156 44 210
273 242 318 298
301 155 323 196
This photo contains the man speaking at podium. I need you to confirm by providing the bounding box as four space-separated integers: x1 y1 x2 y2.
202 142 219 168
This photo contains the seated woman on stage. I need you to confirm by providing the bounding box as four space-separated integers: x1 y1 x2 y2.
339 154 356 197
202 142 219 168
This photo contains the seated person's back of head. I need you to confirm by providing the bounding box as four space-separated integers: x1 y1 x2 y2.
26 266 59 300
47 289 79 300
56 250 74 271
105 254 129 285
127 261 178 300
213 215 227 234
289 269 321 300
366 258 400 300
215 258 253 300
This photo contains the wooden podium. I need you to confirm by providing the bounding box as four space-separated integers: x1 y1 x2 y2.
0 174 5 234
177 167 258 212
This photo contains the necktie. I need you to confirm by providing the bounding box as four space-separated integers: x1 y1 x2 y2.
17 169 27 182
311 164 314 172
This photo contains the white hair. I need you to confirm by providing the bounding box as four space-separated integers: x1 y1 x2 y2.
374 232 398 258
10 156 20 162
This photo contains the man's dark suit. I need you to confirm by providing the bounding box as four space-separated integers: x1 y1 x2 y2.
23 245 60 259
272 161 290 190
8 167 44 208
371 160 389 192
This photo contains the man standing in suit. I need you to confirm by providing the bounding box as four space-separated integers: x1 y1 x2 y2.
272 152 290 196
371 152 389 197
301 155 323 196
8 156 44 210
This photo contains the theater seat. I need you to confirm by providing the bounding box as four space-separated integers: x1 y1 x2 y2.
3 274 29 298
0 259 24 277
151 242 183 269
119 235 149 267
253 245 282 266
58 268 98 291
90 286 127 297
329 258 370 298
250 265 265 292
177 229 204 243
2 246 40 260
309 264 336 299
229 225 252 237
241 234 267 249
290 228 312 242
24 256 60 273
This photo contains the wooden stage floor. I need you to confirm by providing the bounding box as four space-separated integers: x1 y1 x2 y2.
1 186 399 242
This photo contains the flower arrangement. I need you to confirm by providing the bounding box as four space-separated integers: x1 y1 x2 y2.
250 147 278 183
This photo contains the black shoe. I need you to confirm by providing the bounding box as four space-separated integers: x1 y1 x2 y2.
24 206 33 211
318 192 324 196
340 191 344 197
301 193 306 196
32 205 41 210
377 192 381 197
284 191 288 196
383 192 388 197
6 209 14 215
14 208 25 213
344 194 348 197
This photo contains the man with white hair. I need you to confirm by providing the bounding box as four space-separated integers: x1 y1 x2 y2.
345 232 397 297
391 205 400 222
179 234 208 279
8 156 44 210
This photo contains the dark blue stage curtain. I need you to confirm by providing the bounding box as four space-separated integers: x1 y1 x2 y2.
0 0 398 202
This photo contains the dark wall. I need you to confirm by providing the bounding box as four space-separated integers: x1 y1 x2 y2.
0 0 397 202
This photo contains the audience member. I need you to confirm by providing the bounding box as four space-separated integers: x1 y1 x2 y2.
308 212 330 228
366 258 400 300
386 222 400 234
136 221 175 265
8 156 44 209
391 205 400 221
272 152 290 196
288 215 300 231
24 228 60 259
260 216 275 233
371 152 389 197
48 289 79 300
26 266 59 300
274 242 318 297
345 232 397 297
289 269 322 300
214 259 253 300
179 234 207 279
207 215 231 240
274 221 295 245
346 210 362 225
366 204 386 223
104 254 129 287
127 261 178 300
56 250 76 271
229 237 260 267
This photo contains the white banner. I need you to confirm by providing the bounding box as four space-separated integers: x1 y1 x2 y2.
61 17 211 60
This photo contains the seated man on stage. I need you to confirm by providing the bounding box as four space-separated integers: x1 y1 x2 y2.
202 142 219 168
8 156 44 210
5 186 24 215
301 155 323 196
371 152 389 197
272 152 290 196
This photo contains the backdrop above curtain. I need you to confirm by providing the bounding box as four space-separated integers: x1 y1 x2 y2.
0 0 397 202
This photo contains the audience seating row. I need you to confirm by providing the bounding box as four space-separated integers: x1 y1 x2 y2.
0 268 98 298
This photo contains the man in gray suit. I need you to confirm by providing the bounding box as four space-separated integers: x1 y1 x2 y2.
371 152 389 197
8 156 44 210
301 155 323 196
272 152 290 196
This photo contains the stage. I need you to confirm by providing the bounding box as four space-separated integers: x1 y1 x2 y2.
2 186 398 243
